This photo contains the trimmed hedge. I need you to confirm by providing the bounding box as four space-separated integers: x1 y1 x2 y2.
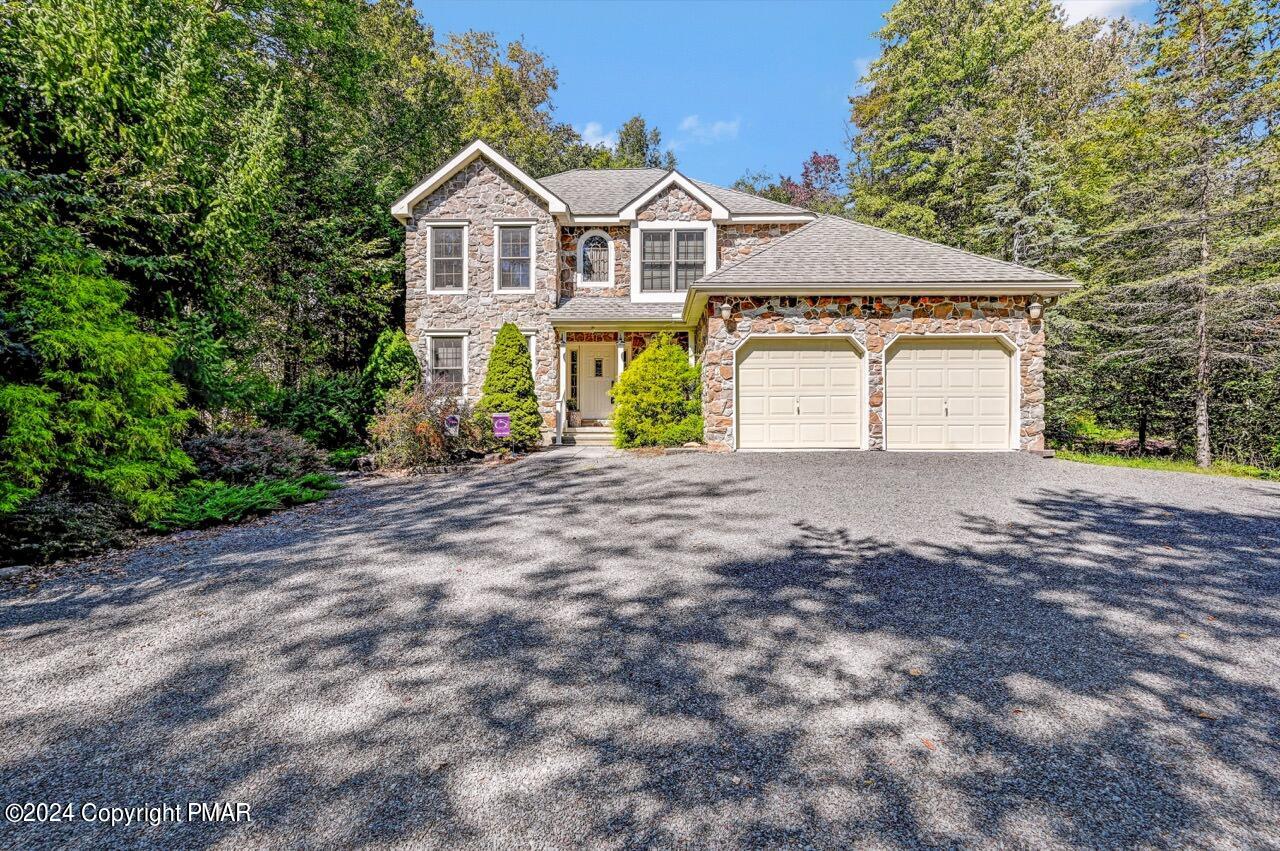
612 334 703 448
474 323 541 450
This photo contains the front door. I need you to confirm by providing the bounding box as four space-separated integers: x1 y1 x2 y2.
576 343 617 420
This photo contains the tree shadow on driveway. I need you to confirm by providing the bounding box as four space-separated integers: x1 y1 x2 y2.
1 453 1278 848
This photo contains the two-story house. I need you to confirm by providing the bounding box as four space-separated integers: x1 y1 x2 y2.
391 140 1075 452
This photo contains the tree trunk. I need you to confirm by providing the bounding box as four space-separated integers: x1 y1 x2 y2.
1138 407 1148 456
1193 226 1212 467
1192 3 1213 469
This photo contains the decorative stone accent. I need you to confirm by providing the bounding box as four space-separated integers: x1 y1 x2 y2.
404 157 559 430
626 331 689 361
559 225 630 298
716 222 806 265
698 295 1047 451
637 186 712 221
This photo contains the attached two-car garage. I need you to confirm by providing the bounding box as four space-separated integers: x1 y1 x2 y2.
734 336 1015 451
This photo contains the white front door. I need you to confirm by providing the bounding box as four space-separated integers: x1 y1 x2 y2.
576 343 617 420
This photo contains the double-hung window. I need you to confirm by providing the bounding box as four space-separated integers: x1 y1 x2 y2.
430 226 465 291
497 225 533 291
426 335 465 390
641 229 706 293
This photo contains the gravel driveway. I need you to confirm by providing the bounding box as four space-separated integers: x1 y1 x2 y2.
2 451 1279 850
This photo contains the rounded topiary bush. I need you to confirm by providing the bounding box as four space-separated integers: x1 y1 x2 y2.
474 323 541 450
362 329 421 414
612 333 703 448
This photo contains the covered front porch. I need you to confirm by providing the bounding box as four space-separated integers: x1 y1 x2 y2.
550 326 693 445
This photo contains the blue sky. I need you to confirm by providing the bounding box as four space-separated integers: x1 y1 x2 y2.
416 0 1151 186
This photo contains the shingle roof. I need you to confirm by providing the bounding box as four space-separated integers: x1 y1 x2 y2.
539 169 669 215
552 297 684 323
537 168 812 217
697 215 1075 288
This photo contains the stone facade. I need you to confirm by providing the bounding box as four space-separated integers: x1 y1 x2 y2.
404 157 560 429
558 225 631 299
637 186 712 221
716 222 805 266
698 295 1046 451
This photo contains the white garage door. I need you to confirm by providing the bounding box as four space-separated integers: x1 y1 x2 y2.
885 338 1013 450
737 339 862 449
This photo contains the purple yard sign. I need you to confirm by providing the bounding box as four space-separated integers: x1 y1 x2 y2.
491 413 511 439
443 414 459 437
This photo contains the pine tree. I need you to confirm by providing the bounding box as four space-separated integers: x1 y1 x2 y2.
976 122 1081 268
1097 0 1279 467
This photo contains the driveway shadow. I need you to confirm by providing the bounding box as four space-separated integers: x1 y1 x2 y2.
1 454 1277 848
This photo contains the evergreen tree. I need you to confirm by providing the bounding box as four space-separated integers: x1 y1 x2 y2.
1095 0 1279 467
474 323 541 449
976 122 1081 268
611 334 702 448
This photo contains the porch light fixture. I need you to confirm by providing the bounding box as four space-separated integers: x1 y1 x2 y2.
719 301 733 322
1027 296 1043 320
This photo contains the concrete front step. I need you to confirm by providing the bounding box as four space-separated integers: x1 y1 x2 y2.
563 426 615 446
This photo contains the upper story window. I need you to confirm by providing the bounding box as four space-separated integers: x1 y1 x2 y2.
578 232 612 286
497 224 533 291
641 229 705 292
429 226 466 292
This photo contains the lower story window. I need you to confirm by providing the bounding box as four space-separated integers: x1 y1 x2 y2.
427 335 465 389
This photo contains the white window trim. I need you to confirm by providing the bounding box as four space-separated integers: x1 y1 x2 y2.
630 220 716 304
575 229 615 288
421 331 469 394
518 330 538 381
493 220 537 293
424 221 469 294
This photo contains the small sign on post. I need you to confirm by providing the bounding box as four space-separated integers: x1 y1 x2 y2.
443 414 460 437
491 413 511 439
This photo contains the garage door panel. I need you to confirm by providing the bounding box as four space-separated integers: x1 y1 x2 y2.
886 339 1012 451
738 339 862 449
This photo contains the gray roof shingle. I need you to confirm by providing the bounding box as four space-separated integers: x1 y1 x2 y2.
552 297 684 323
697 215 1075 287
537 168 812 217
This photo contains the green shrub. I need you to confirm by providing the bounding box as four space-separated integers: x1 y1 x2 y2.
474 323 541 450
327 447 366 469
369 383 486 469
262 372 365 449
0 487 135 566
612 333 703 448
153 473 341 531
362 329 421 414
0 206 193 520
183 428 329 484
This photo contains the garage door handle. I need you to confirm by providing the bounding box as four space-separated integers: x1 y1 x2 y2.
795 395 800 415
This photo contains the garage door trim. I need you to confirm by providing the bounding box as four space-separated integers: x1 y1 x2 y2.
883 333 1020 451
732 333 869 451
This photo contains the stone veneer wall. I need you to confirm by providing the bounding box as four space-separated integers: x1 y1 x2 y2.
699 295 1046 451
637 186 712 221
716 222 805 266
404 157 559 429
558 225 631 299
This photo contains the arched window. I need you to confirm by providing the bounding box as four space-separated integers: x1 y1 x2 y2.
577 231 613 287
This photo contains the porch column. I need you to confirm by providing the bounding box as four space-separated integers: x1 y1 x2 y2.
616 331 626 377
556 331 567 445
687 330 695 366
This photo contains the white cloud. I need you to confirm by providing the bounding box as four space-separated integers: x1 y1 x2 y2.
1058 0 1145 23
579 121 617 149
673 115 741 150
